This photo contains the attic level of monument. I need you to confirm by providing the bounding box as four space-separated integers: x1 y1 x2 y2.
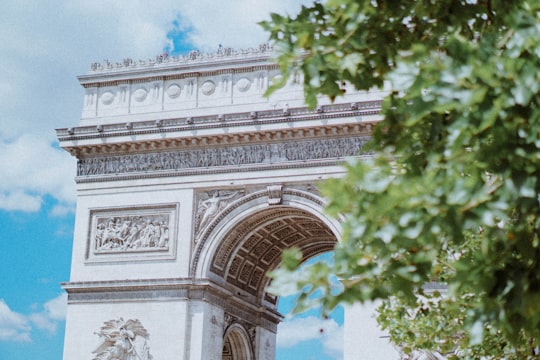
72 44 386 127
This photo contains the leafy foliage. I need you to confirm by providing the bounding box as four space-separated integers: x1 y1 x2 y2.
262 0 540 356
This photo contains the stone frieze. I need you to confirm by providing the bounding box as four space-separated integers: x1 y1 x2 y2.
77 136 370 178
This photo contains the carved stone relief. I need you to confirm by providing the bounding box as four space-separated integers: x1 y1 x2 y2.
77 136 369 178
92 318 153 360
195 190 245 236
236 77 251 92
94 214 169 253
87 204 177 262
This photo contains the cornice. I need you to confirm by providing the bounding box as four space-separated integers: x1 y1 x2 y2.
62 277 205 292
64 121 375 158
62 277 282 329
57 100 380 149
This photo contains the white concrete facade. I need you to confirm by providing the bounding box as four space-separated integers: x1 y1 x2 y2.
58 45 399 359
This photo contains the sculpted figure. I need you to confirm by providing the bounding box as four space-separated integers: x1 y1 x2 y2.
197 190 240 231
158 221 169 247
93 318 152 360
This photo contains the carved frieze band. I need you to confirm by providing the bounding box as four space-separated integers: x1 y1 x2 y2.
77 136 370 179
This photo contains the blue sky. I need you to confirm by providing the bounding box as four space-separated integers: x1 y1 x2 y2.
0 1 343 359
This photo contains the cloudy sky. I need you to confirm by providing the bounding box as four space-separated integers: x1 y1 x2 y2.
0 1 343 359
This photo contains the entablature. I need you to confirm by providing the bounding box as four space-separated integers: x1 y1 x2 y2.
57 101 380 184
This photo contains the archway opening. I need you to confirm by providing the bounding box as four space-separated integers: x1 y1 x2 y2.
202 197 342 359
209 206 338 307
275 252 344 360
222 324 254 360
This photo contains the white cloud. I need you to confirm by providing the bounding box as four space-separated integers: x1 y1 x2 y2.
0 294 67 342
321 323 344 358
277 316 343 358
0 299 31 342
0 0 311 213
0 134 76 212
28 313 57 334
63 1 183 59
50 204 75 218
173 0 308 51
0 190 42 212
43 293 68 321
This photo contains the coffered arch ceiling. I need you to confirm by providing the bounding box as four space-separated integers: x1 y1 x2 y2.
209 206 338 303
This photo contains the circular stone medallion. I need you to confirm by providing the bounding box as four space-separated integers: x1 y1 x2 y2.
167 84 181 98
133 88 148 102
236 77 251 92
201 80 216 96
100 91 115 105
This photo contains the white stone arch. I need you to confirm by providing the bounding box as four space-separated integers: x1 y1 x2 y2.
222 323 254 360
192 186 342 284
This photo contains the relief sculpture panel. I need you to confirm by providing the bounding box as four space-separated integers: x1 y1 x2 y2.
87 204 178 263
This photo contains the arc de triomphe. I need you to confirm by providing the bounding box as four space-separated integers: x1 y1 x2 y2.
57 45 398 359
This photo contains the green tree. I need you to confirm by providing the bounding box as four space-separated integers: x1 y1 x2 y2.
262 0 540 357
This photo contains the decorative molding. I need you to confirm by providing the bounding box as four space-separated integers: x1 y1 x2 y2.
209 206 336 298
86 204 178 263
